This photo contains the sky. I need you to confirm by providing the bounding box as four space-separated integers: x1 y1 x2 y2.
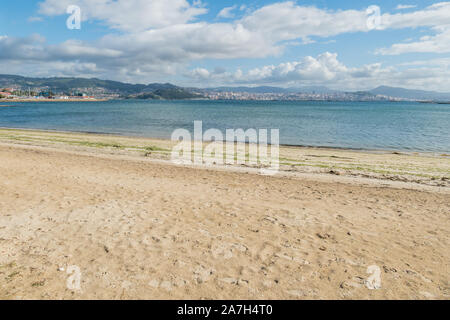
0 0 449 91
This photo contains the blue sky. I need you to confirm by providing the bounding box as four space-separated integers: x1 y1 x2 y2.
0 1 449 91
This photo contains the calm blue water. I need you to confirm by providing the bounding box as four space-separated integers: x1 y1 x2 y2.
0 100 449 152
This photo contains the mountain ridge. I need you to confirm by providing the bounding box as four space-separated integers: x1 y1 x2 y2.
1 74 449 101
369 85 450 100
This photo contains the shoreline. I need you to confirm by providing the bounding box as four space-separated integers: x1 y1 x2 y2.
0 126 447 156
0 127 448 192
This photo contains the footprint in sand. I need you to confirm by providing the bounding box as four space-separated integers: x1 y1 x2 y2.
286 290 306 298
148 278 190 291
193 265 216 284
212 242 248 260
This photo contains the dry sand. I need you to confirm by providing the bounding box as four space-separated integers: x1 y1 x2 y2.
0 129 449 300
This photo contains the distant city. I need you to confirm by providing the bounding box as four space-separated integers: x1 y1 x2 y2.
198 90 401 102
1 74 449 103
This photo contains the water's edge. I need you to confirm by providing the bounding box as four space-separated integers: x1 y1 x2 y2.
0 100 448 153
1 126 446 157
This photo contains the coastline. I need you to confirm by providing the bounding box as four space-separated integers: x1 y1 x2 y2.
0 128 448 299
0 127 448 191
0 125 447 155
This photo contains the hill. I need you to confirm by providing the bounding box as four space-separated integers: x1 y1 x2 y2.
2 74 450 101
0 74 197 99
370 86 450 101
133 89 203 100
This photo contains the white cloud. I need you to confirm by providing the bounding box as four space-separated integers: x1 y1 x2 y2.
34 0 450 60
379 2 450 30
189 68 210 79
0 23 278 82
377 27 450 54
399 57 450 67
1 1 448 86
188 53 354 84
38 0 207 32
396 4 417 10
186 52 450 92
240 1 450 40
240 2 369 41
217 5 237 19
375 2 450 54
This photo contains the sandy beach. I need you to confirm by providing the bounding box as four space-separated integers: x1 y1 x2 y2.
0 129 449 299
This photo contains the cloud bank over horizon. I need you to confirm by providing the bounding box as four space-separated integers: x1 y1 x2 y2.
0 1 449 91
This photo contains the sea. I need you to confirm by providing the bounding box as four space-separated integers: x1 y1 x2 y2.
0 99 449 153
